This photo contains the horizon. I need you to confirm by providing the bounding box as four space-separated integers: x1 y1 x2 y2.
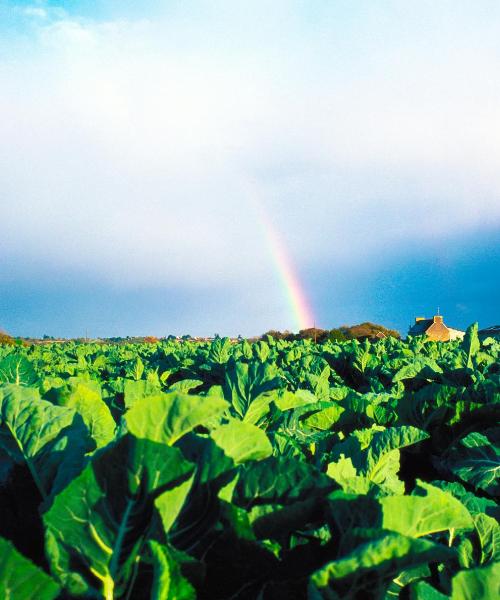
3 316 495 342
1 1 499 337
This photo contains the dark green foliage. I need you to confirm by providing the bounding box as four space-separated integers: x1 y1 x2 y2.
0 332 497 598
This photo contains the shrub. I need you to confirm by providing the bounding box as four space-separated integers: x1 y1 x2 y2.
0 331 15 345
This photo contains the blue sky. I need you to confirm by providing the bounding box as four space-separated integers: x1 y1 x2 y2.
1 1 499 337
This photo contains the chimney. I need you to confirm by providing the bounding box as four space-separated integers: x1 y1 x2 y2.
415 317 425 322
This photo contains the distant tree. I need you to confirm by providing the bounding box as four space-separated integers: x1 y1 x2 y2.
143 336 159 344
297 328 329 342
329 328 348 342
261 322 399 344
338 322 400 340
0 330 15 345
261 330 291 340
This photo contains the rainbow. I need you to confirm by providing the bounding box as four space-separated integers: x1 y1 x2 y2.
249 192 315 331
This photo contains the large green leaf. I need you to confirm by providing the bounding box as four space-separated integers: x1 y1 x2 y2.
431 480 500 520
0 355 38 386
303 403 345 430
397 384 456 430
409 581 449 599
273 389 318 411
155 475 195 535
149 541 196 600
0 384 86 500
0 385 74 463
328 426 428 495
125 392 228 445
442 431 499 497
0 536 60 600
381 481 474 538
473 513 500 565
44 435 195 598
234 456 336 508
168 379 203 394
461 323 480 369
324 487 377 521
364 426 429 482
251 496 326 540
123 377 161 409
167 435 236 554
451 562 500 600
208 336 232 364
241 392 275 425
210 420 272 464
224 359 280 419
51 377 115 448
311 530 453 597
393 357 443 383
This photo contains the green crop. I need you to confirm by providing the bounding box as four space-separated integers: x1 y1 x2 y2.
0 324 498 599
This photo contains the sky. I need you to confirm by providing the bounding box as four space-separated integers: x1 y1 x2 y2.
1 1 499 337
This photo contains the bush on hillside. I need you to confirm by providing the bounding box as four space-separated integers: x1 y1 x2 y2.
0 330 15 345
339 322 400 339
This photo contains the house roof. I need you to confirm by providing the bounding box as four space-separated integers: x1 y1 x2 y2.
408 319 433 335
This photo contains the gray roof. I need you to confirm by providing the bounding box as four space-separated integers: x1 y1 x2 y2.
408 319 433 335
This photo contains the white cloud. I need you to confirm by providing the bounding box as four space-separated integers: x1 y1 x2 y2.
1 4 500 295
22 7 48 19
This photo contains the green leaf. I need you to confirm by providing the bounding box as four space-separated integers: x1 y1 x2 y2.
251 496 324 541
210 420 272 464
125 392 228 445
149 541 196 600
168 379 203 393
254 340 271 363
51 377 115 448
393 357 442 383
224 359 280 419
235 456 335 508
386 565 431 598
44 435 195 598
311 531 453 590
220 500 256 541
123 378 161 409
431 480 499 520
381 481 474 538
0 384 80 499
327 454 358 481
303 403 344 430
456 537 475 570
0 355 38 386
208 336 232 364
155 476 195 535
328 426 428 495
409 581 449 600
0 536 60 600
242 392 274 425
443 432 499 497
364 426 429 482
461 323 480 368
451 562 500 600
473 513 500 565
273 389 317 411
126 356 144 381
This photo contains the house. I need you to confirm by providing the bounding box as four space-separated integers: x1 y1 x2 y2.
408 315 465 342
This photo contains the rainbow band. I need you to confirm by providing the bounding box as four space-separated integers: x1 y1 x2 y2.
249 190 315 331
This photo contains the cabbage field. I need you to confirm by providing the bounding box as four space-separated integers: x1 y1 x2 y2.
0 324 498 599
